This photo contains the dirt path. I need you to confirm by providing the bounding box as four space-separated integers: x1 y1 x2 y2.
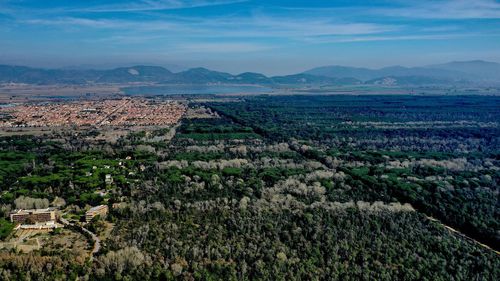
426 216 500 256
59 216 101 260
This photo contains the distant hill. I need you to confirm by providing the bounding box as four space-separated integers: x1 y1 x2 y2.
173 67 233 83
304 65 376 81
365 76 461 86
229 72 273 84
304 65 471 81
97 66 174 83
427 60 500 80
304 60 500 85
0 64 351 86
1 60 499 86
0 65 100 84
271 74 361 85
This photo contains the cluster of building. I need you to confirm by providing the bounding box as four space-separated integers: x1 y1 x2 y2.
0 98 186 128
9 204 109 230
10 208 59 230
103 100 185 126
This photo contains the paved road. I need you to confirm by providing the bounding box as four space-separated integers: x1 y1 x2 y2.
96 99 130 126
80 225 101 256
59 216 101 259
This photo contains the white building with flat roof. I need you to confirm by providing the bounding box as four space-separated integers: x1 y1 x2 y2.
85 205 108 222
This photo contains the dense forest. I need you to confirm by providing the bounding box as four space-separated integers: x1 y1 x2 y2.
207 95 500 248
0 95 499 280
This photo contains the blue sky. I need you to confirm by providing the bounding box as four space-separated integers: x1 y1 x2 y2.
0 0 499 75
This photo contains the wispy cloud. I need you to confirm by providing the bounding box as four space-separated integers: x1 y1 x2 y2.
79 0 247 13
14 1 481 44
245 16 398 37
22 15 397 39
82 34 168 44
13 1 498 50
376 0 500 19
177 42 273 53
419 26 461 33
22 17 190 33
312 34 476 43
274 0 500 20
24 18 123 29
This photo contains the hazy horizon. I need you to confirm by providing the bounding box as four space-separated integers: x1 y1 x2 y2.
1 0 500 75
2 59 500 76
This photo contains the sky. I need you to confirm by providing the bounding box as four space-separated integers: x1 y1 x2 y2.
0 0 499 75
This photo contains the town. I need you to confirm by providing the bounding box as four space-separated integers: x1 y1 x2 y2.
0 98 186 128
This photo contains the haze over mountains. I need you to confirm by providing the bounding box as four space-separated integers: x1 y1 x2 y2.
304 60 500 85
1 60 499 86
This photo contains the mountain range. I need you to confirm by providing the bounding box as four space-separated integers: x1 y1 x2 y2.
1 60 499 86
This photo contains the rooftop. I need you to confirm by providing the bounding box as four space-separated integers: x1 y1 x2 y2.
87 205 107 212
12 208 56 215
